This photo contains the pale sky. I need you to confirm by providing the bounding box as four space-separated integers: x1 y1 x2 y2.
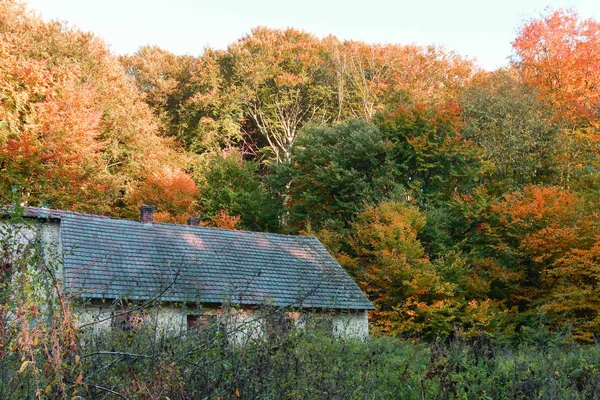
24 0 600 71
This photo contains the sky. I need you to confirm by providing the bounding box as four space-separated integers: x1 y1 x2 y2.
24 0 600 71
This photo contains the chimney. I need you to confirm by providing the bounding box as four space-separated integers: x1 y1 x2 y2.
140 205 155 224
187 217 200 226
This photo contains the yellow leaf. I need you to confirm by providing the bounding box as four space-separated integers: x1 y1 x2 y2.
235 388 241 398
32 337 38 346
18 360 31 373
75 355 80 366
44 384 52 393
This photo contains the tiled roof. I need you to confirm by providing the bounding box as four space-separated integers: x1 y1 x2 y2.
1 206 65 220
60 212 374 310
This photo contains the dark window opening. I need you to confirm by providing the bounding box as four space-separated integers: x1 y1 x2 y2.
111 307 147 331
187 314 217 330
266 311 295 339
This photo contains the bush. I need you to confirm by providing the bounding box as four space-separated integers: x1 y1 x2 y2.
70 313 600 399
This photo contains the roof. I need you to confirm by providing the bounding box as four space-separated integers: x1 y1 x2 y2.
1 206 65 220
57 212 374 310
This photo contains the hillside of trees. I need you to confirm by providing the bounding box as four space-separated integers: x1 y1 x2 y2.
3 0 600 342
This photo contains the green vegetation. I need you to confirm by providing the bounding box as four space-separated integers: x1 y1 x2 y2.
4 310 600 399
4 1 600 397
1 203 600 399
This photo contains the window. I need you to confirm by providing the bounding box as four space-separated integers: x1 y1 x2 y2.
111 306 147 331
265 310 295 339
187 313 217 330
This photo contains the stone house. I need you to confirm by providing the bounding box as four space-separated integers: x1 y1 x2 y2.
6 206 374 338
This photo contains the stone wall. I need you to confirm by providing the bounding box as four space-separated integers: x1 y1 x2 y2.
332 310 369 339
0 217 62 275
75 303 370 340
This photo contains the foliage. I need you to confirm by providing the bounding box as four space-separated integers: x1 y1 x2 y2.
334 201 503 339
0 0 197 221
127 166 199 223
376 102 483 206
5 301 600 399
222 27 337 164
122 27 474 165
328 40 474 121
120 46 243 154
480 185 600 341
418 186 495 260
460 70 561 192
0 201 80 399
197 151 280 231
513 9 600 129
511 9 600 193
64 326 600 399
278 119 399 232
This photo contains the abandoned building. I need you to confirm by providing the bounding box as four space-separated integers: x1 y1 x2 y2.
4 205 375 338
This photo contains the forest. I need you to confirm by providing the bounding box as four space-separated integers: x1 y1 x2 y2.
3 0 600 345
5 0 600 397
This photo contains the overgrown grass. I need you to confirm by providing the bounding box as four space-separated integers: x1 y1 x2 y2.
2 307 600 399
67 315 600 399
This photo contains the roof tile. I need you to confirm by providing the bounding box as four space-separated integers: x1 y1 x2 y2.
60 213 374 310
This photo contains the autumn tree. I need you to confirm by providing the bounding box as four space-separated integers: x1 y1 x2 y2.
0 1 111 212
0 1 197 221
326 39 474 121
222 27 337 163
329 41 400 120
330 201 501 338
376 102 483 207
471 185 600 340
460 69 560 192
120 46 186 127
513 9 600 130
128 167 199 223
385 44 474 108
546 239 600 342
121 47 243 153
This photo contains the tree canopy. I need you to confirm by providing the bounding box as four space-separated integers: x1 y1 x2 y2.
4 1 600 341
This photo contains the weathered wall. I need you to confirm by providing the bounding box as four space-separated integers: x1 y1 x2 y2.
39 220 62 277
332 310 369 339
75 303 186 335
0 218 61 273
75 303 370 340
